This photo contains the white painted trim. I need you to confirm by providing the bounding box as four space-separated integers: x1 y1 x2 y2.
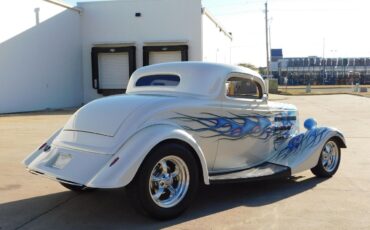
201 7 232 40
92 42 136 47
43 0 82 13
143 40 189 45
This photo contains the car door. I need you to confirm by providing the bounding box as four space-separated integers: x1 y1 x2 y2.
213 73 274 172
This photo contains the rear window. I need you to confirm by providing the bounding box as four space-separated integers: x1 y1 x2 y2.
135 75 180 87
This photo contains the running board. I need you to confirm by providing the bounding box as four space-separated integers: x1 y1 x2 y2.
209 163 291 184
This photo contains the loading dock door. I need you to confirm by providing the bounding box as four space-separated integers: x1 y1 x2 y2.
91 46 136 95
98 53 129 89
149 51 182 65
143 45 188 66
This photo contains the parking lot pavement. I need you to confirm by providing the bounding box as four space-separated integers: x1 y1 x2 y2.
1 95 370 230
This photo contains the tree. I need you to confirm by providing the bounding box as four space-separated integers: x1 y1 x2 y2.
258 67 267 75
238 63 266 75
238 63 258 71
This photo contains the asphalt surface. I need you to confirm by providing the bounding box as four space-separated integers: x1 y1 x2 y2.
1 95 369 230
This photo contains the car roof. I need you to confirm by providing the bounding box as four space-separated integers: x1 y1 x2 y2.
126 62 264 98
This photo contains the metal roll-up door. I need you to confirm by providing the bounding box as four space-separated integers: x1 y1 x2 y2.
98 53 130 89
143 45 188 66
149 51 182 65
91 46 136 95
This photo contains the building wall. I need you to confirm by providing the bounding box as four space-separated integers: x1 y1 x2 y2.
0 0 231 113
0 0 82 113
201 11 232 64
79 0 203 103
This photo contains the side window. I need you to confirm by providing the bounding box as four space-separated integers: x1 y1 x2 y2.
226 77 262 99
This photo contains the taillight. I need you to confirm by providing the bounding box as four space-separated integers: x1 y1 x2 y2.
38 143 51 152
38 143 47 150
109 157 120 167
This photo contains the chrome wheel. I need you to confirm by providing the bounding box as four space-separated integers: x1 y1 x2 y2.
149 155 190 208
321 141 339 173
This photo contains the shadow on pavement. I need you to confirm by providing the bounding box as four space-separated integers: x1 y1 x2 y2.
0 109 76 117
0 176 326 230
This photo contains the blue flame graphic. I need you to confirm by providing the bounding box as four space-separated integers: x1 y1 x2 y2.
274 127 329 160
174 113 274 141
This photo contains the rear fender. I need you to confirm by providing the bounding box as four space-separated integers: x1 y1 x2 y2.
86 124 209 188
23 128 62 166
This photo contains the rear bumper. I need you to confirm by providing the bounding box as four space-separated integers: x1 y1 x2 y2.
26 145 112 187
28 169 85 187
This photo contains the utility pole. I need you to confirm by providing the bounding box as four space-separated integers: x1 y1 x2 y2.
265 1 270 94
322 37 326 85
264 2 270 92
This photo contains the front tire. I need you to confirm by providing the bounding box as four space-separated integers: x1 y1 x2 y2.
311 138 341 177
127 143 199 220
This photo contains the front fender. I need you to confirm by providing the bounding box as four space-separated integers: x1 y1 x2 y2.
23 128 62 166
270 127 346 174
86 124 210 188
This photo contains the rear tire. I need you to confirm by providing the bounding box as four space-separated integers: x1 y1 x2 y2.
311 138 341 178
127 143 199 220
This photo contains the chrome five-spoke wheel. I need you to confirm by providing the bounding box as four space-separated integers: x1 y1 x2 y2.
126 143 199 219
149 156 190 208
321 141 339 173
311 138 341 177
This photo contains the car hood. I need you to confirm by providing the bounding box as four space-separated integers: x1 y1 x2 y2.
64 94 168 137
268 101 297 111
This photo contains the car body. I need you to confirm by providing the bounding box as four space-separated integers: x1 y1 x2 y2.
23 62 346 219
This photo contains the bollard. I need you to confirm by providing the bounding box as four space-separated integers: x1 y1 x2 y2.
305 84 311 93
355 83 360 93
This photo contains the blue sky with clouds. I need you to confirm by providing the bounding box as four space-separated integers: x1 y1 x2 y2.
63 0 370 66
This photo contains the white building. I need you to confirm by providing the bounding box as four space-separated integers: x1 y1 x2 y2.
0 0 232 113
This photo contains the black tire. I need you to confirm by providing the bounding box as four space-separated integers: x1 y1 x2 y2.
311 138 341 178
60 182 90 192
126 143 199 220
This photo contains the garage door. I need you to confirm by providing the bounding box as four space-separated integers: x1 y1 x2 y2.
149 51 182 65
143 45 188 66
98 53 130 89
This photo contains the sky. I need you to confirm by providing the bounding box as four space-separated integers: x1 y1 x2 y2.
64 0 370 67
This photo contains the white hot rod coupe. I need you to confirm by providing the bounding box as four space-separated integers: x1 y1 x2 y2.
23 62 346 219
